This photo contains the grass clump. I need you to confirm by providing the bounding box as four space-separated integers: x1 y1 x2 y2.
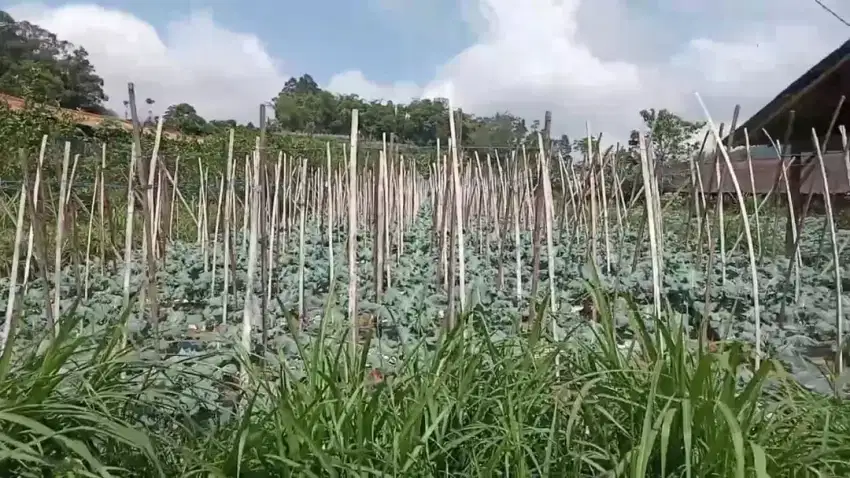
1 289 848 477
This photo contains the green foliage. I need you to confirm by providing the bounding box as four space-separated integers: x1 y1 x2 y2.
0 310 170 477
272 76 472 146
2 208 848 394
629 108 706 163
0 100 82 179
572 135 601 157
1 280 848 475
466 112 529 148
0 10 109 114
162 103 212 136
0 187 848 475
271 74 564 149
0 102 440 195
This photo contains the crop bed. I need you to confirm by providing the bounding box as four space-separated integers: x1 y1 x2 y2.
2 210 847 394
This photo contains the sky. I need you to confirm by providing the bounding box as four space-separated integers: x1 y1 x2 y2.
1 0 848 143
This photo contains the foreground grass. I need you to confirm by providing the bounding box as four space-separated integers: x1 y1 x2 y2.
1 293 849 477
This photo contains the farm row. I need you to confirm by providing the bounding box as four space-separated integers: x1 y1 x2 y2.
2 209 846 394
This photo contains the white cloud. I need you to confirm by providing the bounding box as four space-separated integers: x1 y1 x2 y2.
5 0 848 143
5 3 286 123
326 71 420 104
336 0 848 143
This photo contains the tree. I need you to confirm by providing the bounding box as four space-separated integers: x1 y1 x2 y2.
56 46 107 112
282 74 320 95
0 60 63 103
163 103 210 135
629 108 704 163
552 134 571 159
209 119 237 130
271 75 485 146
572 136 601 159
0 11 108 112
467 112 528 149
273 74 335 133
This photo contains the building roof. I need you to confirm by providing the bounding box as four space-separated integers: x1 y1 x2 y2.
726 39 850 147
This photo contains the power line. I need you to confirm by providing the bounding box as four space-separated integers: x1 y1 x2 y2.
813 0 850 27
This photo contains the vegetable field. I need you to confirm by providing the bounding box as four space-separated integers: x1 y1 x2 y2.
1 106 849 477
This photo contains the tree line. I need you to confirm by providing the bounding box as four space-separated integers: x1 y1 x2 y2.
0 9 706 163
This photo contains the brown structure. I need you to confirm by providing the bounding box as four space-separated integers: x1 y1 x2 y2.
663 152 850 195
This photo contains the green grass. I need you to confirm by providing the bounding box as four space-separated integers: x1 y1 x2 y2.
2 287 848 477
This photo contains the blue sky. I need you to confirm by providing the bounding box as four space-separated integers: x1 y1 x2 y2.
15 0 474 87
4 0 752 88
2 0 848 140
